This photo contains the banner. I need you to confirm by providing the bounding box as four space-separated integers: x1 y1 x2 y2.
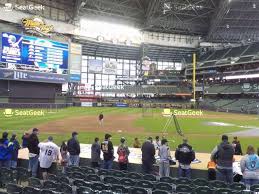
0 69 68 83
103 60 117 74
88 59 103 73
114 102 129 107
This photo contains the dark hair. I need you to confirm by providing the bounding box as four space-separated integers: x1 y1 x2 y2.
121 137 126 144
134 137 138 141
32 128 39 132
61 141 67 151
222 135 228 141
247 145 255 155
2 132 8 139
161 139 168 145
10 134 16 142
72 132 78 137
95 137 99 142
105 134 111 140
155 136 159 140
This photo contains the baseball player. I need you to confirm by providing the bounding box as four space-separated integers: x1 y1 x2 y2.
38 136 59 180
99 112 104 126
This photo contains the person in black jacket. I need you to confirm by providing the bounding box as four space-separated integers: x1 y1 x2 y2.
141 137 155 174
232 136 243 155
101 134 114 170
175 138 195 178
67 132 80 166
27 128 40 177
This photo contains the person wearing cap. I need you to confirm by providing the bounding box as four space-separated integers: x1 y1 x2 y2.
211 135 234 183
232 136 243 155
67 132 80 166
38 136 59 180
175 138 195 178
27 128 40 177
117 137 130 170
0 132 13 168
101 134 114 170
9 133 21 168
158 139 171 177
141 137 155 174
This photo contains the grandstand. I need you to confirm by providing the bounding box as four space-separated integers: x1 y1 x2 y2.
1 0 259 193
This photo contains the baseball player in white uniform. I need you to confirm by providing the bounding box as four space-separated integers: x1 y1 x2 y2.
38 136 59 180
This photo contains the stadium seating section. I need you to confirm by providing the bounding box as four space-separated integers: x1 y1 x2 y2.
0 166 253 194
101 85 191 94
200 98 259 113
198 42 259 67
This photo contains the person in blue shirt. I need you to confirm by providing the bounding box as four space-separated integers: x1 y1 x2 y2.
9 134 21 168
0 132 13 168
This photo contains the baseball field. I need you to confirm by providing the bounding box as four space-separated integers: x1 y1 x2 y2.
1 107 259 153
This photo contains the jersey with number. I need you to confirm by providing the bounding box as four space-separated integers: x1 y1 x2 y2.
38 141 59 168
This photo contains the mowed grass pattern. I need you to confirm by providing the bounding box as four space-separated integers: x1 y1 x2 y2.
0 107 259 153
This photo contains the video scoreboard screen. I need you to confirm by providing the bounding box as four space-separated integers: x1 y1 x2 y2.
1 32 68 72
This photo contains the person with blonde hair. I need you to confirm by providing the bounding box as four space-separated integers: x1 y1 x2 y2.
240 145 259 186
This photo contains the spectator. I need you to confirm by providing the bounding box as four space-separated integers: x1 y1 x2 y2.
9 134 20 168
207 160 216 180
232 136 243 155
154 136 161 150
67 132 80 166
60 141 69 173
158 139 171 177
133 138 141 148
175 139 195 178
101 134 114 170
211 135 234 184
38 136 59 180
141 137 155 174
21 132 30 148
0 132 12 168
117 137 130 171
240 145 259 186
91 137 101 168
27 128 40 177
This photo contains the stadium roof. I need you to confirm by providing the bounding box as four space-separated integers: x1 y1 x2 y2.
76 0 259 43
4 0 259 43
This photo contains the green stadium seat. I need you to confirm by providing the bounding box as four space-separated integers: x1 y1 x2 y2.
40 189 56 194
58 183 73 194
110 184 129 194
73 179 92 188
192 178 209 187
77 186 94 194
192 186 214 194
22 186 41 194
176 184 193 193
135 180 153 190
91 182 110 191
214 188 234 194
47 174 58 182
250 184 259 192
43 180 60 192
72 172 85 180
28 177 42 188
129 187 148 194
16 167 30 184
159 176 176 184
152 190 170 194
6 183 23 194
103 176 119 185
81 166 96 174
209 180 228 189
119 178 136 187
58 176 70 184
126 172 143 180
98 169 109 176
176 177 192 186
109 170 125 178
229 182 246 191
0 167 16 185
142 174 157 181
155 182 173 192
86 174 101 182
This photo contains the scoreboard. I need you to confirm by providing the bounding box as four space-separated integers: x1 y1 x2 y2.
1 32 68 72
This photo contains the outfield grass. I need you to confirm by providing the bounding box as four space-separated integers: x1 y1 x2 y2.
0 107 259 153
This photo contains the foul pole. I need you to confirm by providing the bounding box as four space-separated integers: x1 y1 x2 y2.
192 53 196 107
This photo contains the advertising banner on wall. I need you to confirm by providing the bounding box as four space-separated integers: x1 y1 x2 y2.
0 69 68 83
69 43 82 82
103 60 117 75
88 59 103 73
